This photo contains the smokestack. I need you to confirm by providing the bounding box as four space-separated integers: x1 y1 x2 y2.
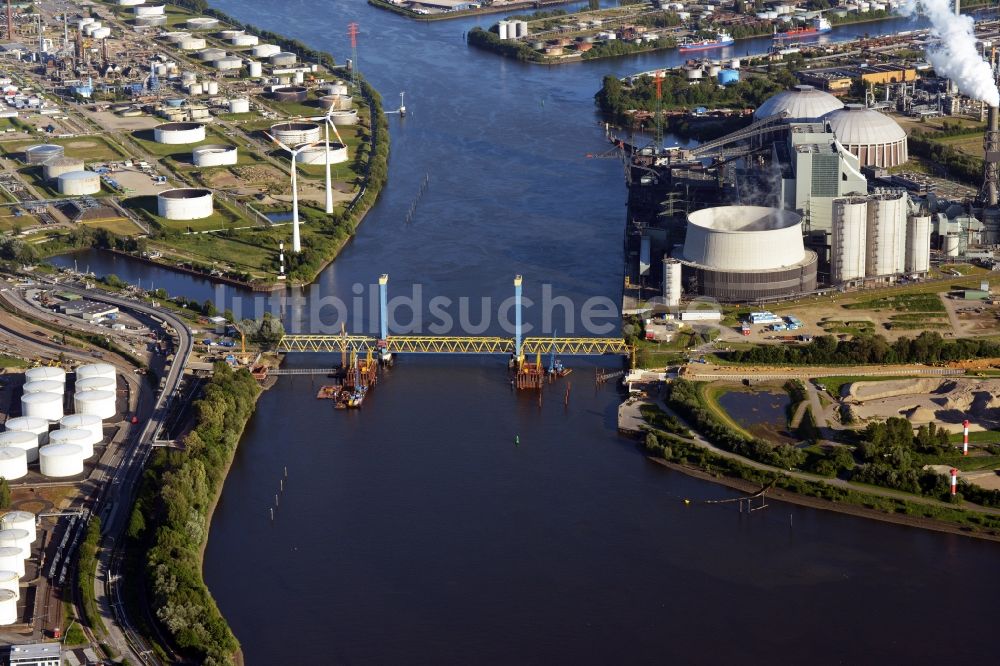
955 0 960 16
979 105 1000 207
6 0 11 43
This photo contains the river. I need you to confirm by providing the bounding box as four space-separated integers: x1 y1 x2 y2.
52 3 1000 663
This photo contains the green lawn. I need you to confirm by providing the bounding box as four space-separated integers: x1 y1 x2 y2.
80 217 146 237
0 354 28 368
0 134 126 162
842 292 946 313
122 195 251 233
130 125 235 160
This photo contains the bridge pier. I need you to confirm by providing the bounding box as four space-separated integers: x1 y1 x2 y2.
514 275 523 364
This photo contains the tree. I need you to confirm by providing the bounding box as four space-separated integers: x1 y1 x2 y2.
0 478 9 510
202 300 218 317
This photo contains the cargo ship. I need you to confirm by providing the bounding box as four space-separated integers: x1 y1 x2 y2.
678 31 734 53
774 17 832 40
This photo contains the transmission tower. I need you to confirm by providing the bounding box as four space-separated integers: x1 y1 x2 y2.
348 22 359 88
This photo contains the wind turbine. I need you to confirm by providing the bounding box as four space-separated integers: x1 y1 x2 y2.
306 106 348 215
265 132 317 254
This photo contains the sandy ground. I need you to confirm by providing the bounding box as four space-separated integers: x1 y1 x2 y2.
846 377 1000 431
108 168 166 196
87 110 160 132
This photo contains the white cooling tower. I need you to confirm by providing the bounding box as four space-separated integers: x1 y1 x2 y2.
0 449 27 480
49 429 93 460
25 367 66 385
2 416 48 446
0 589 16 625
76 363 116 382
0 431 38 463
21 392 62 422
22 380 63 395
38 444 84 478
0 529 30 553
0 512 36 544
74 391 116 420
75 376 116 392
0 547 23 577
59 415 103 448
0 570 18 599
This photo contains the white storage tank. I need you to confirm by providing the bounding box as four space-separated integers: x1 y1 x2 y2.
22 380 63 395
162 31 190 43
192 144 238 167
294 141 348 165
49 429 93 460
21 392 62 422
0 511 36 544
0 570 18 599
214 57 244 71
252 44 281 58
206 81 219 95
135 14 167 27
60 415 103 449
0 589 16 626
0 449 27 480
181 71 198 85
75 376 116 393
178 37 207 51
24 367 65 385
92 26 111 40
325 81 349 96
0 548 24 577
218 29 244 40
76 363 116 382
187 83 204 96
269 52 297 67
270 122 321 145
186 17 219 30
246 60 263 78
57 171 101 196
498 20 510 40
0 431 37 464
905 214 932 274
117 0 147 5
3 416 49 446
865 193 907 277
229 98 250 114
232 34 259 47
0 529 30 553
944 231 960 257
832 196 868 283
154 121 205 145
38 444 84 478
329 109 359 126
74 390 116 420
662 258 682 308
157 188 214 221
43 157 85 180
197 48 227 62
134 4 165 16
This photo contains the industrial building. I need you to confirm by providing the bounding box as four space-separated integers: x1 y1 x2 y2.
822 105 908 168
798 64 920 93
57 300 119 321
753 84 843 122
7 643 61 666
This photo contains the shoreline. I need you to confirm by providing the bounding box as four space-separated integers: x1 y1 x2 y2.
368 0 577 22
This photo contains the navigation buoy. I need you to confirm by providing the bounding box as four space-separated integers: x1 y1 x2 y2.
514 435 520 447
683 499 690 505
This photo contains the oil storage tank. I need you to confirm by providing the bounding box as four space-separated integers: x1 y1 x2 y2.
213 56 244 71
270 122 321 144
3 416 49 446
192 144 238 167
295 141 348 165
0 449 27 480
24 144 63 164
232 34 258 46
133 4 164 16
865 192 907 277
229 98 250 113
24 367 65 385
197 48 227 62
76 363 116 382
60 415 103 449
0 548 23 577
57 171 101 196
271 85 307 102
251 44 280 58
22 380 63 395
269 52 297 67
0 589 16 626
38 444 84 477
186 17 219 30
831 197 868 284
0 529 30 553
0 512 36 544
905 214 932 275
0 431 37 463
117 0 146 5
134 14 167 27
324 81 349 96
43 157 85 180
21 392 62 422
678 206 817 301
49 428 94 459
157 188 213 220
178 36 207 50
154 122 206 145
74 390 116 420
329 109 358 125
0 570 18 599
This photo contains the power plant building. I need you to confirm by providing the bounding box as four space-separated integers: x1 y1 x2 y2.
822 105 908 168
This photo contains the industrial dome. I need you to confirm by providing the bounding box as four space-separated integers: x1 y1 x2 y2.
822 104 908 168
754 84 844 121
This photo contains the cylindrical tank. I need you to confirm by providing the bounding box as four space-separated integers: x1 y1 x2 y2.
0 449 27 480
0 529 30 553
117 0 146 5
134 14 167 27
157 188 214 220
25 144 64 164
271 85 308 103
246 60 263 77
295 141 349 165
232 34 259 47
252 44 281 58
498 21 510 40
22 380 63 395
832 197 868 283
92 27 111 40
21 392 62 422
905 214 932 274
329 109 358 126
0 548 24 577
187 83 204 96
320 94 353 111
0 589 16 626
270 122 321 144
162 31 190 43
49 428 93 460
730 58 741 69
0 571 18 600
78 18 95 26
24 367 65 385
325 81 349 96
294 71 305 85
178 37 206 51
74 390 116 420
38 444 84 478
717 69 739 86
0 431 37 464
0 512 35 544
684 66 703 80
76 363 116 382
218 29 244 40
57 171 100 196
206 81 219 95
663 258 682 307
707 64 721 77
944 232 960 256
186 17 219 30
154 122 206 145
42 157 85 180
214 57 244 71
516 20 529 38
197 48 227 62
181 71 198 85
3 416 48 446
269 52 297 67
134 4 165 16
865 193 907 277
192 144 238 167
229 98 250 113
59 415 102 449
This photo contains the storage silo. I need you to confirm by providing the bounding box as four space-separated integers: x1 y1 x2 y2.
24 367 65 385
75 376 116 393
0 431 37 464
0 512 36 544
246 60 263 78
905 215 932 274
498 21 510 40
76 363 117 382
251 44 281 58
832 196 868 283
43 157 85 180
0 589 16 626
865 193 907 277
0 529 31 553
74 390 116 420
21 392 62 422
22 380 63 395
944 232 960 256
38 444 84 477
49 429 93 460
3 416 49 446
57 171 101 196
0 571 18 599
662 258 682 307
60 415 103 449
206 81 219 95
0 449 27 480
229 98 250 114
0 548 24 577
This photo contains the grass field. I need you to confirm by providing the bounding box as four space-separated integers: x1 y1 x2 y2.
813 375 922 396
842 292 946 313
0 134 126 162
0 354 27 368
122 195 249 233
80 217 145 236
130 125 236 160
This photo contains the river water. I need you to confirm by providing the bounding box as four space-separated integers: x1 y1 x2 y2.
52 3 1000 663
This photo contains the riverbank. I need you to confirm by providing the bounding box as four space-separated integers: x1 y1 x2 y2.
368 0 576 22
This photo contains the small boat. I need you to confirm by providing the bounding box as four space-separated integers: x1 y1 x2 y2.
678 31 734 53
774 17 831 40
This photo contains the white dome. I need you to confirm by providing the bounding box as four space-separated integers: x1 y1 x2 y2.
22 380 64 395
76 363 116 381
25 367 66 384
0 431 38 463
823 104 907 146
75 376 115 392
754 84 844 121
4 416 49 444
0 570 18 599
49 429 94 459
0 528 30 552
60 415 103 447
21 392 62 422
38 443 84 477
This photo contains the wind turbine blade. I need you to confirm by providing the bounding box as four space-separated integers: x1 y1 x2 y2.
264 132 292 152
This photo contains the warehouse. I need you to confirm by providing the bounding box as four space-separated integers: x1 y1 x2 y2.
57 300 119 321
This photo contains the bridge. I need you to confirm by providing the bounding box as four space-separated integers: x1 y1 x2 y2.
277 275 630 359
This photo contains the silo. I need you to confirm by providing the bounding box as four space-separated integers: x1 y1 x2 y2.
3 416 49 446
25 367 65 385
0 589 16 626
944 232 960 256
247 60 263 78
77 363 116 382
662 258 682 307
0 529 30 553
74 390 116 420
229 98 250 113
21 392 62 422
0 431 37 464
832 197 868 283
57 171 101 196
498 21 510 40
22 380 63 395
0 512 36 544
206 81 219 95
38 444 84 477
252 44 281 58
516 20 529 38
0 548 23 577
905 215 931 274
43 157 85 180
865 193 906 277
49 429 93 460
0 571 18 599
60 415 103 449
0 449 27 480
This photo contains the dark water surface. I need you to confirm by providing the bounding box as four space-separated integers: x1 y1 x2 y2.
60 2 1000 663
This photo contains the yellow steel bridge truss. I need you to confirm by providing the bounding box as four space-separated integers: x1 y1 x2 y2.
277 335 629 356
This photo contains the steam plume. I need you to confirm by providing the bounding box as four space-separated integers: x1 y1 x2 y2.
902 0 999 106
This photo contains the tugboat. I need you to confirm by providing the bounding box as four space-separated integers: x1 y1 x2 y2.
678 31 734 53
774 17 832 40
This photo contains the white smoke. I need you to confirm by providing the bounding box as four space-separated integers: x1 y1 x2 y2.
902 0 999 106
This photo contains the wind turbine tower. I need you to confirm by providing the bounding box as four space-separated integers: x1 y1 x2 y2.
265 133 317 254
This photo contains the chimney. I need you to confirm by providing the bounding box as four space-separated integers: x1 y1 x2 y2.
979 105 1000 207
